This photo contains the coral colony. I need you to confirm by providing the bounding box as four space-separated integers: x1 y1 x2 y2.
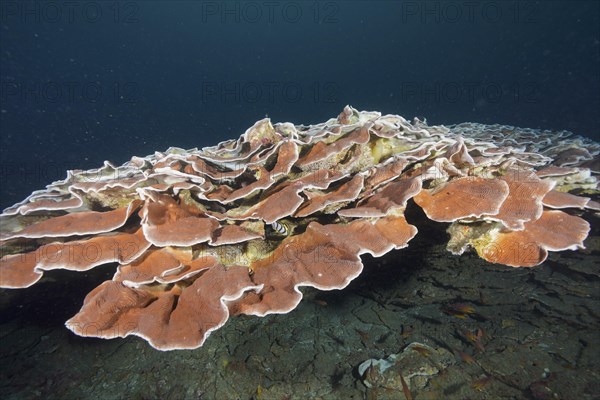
0 106 598 350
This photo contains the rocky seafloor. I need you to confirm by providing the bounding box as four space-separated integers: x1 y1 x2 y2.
1 205 598 400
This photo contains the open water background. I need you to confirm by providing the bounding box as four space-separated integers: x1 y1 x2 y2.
0 0 599 210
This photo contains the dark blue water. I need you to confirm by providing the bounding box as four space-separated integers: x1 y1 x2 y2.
1 0 599 208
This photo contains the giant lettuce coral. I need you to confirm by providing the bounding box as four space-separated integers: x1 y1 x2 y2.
1 106 597 349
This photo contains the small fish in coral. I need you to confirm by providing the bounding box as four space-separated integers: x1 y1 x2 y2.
401 325 414 338
411 344 433 358
443 303 486 320
472 328 486 352
471 375 493 391
256 384 263 399
397 369 414 400
456 350 477 365
270 220 291 236
448 303 476 314
459 328 486 352
459 328 476 342
355 328 370 343
528 380 555 400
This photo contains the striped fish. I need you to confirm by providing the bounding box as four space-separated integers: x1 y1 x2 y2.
271 221 291 236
